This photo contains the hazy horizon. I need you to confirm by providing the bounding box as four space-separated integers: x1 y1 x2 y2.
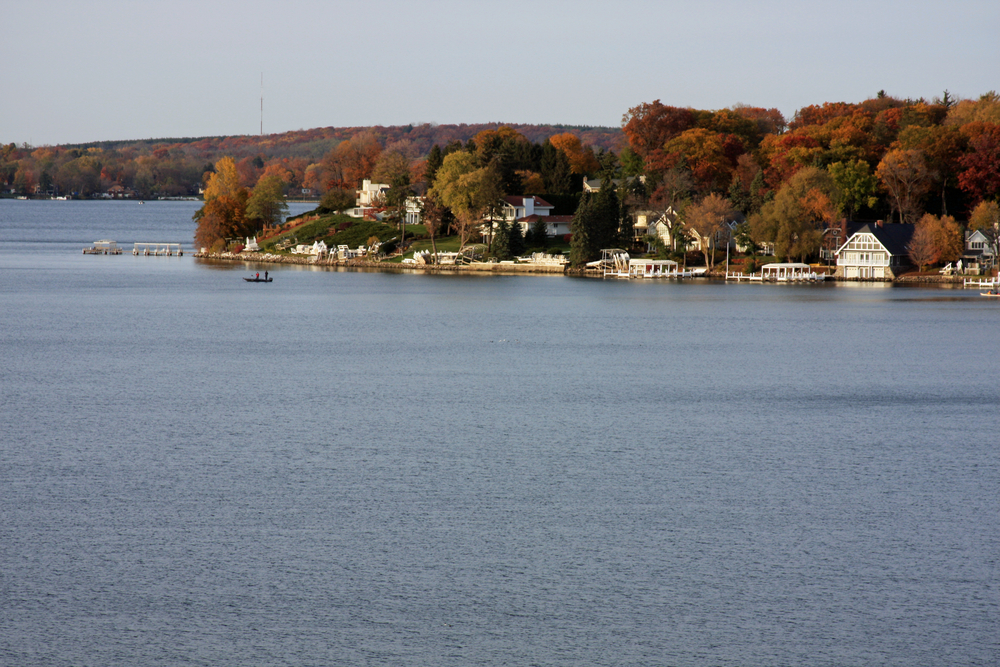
3 0 998 147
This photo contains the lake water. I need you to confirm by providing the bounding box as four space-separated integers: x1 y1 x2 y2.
1 200 998 666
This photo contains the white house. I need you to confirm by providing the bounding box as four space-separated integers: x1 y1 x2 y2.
404 196 423 225
485 196 569 238
349 179 390 218
501 196 554 222
834 222 914 280
517 214 574 237
640 208 680 249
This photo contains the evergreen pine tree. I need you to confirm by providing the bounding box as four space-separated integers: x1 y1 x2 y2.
728 176 752 215
492 218 511 260
593 179 622 250
425 144 444 188
749 170 770 213
509 218 525 257
570 193 597 266
540 140 572 194
530 217 549 249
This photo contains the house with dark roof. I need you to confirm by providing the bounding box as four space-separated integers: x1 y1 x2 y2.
500 195 554 221
963 229 995 270
488 196 571 238
834 222 914 280
582 175 645 193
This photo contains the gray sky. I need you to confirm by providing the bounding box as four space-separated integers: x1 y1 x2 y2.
3 0 998 147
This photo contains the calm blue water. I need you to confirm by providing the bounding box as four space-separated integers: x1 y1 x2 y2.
1 200 998 666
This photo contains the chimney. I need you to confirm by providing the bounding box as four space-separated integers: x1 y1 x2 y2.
524 196 534 218
876 219 883 228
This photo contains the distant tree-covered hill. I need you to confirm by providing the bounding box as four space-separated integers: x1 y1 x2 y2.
62 123 623 161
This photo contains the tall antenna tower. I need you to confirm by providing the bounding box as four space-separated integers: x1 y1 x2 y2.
260 73 263 136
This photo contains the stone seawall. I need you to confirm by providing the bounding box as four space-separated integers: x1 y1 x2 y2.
193 251 568 274
194 252 990 283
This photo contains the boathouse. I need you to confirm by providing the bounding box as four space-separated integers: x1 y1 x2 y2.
834 222 914 280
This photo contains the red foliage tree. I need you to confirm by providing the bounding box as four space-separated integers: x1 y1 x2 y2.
957 123 1000 205
621 100 695 158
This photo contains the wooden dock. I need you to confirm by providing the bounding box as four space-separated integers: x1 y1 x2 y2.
133 243 183 256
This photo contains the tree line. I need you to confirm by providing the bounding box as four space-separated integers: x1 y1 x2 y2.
412 90 1000 268
0 123 620 200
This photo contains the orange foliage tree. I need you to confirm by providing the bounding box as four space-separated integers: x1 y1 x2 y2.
323 130 382 190
548 132 600 175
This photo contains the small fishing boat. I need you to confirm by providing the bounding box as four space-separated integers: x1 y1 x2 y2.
244 276 272 282
980 290 999 297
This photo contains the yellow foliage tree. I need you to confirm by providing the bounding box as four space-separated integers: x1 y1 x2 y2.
194 157 250 249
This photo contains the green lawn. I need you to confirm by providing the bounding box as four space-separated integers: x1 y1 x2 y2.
258 216 570 262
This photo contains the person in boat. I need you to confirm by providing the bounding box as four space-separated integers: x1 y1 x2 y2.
256 272 259 280
264 271 268 281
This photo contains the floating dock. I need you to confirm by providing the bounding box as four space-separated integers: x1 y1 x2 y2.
726 263 828 282
133 243 183 256
83 240 122 255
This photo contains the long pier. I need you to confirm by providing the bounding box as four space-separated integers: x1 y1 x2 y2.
963 276 999 288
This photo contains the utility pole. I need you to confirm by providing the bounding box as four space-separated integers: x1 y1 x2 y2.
260 73 263 137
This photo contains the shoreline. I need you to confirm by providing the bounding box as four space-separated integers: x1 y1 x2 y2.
194 251 568 274
194 251 983 284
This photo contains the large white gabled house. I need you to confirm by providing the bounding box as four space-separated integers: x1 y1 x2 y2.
496 196 571 238
834 222 914 280
349 179 424 224
350 179 390 219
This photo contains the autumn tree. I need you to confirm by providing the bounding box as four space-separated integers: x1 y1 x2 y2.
194 156 250 250
731 105 787 137
621 100 694 161
895 125 966 215
371 149 411 186
750 167 838 262
430 152 502 249
246 173 288 231
549 132 600 175
957 123 1000 205
728 154 769 216
654 128 739 193
945 91 1000 127
420 194 451 259
323 130 382 190
470 126 527 194
876 148 931 224
685 193 733 268
320 188 355 213
907 218 939 271
827 159 878 219
928 214 963 264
